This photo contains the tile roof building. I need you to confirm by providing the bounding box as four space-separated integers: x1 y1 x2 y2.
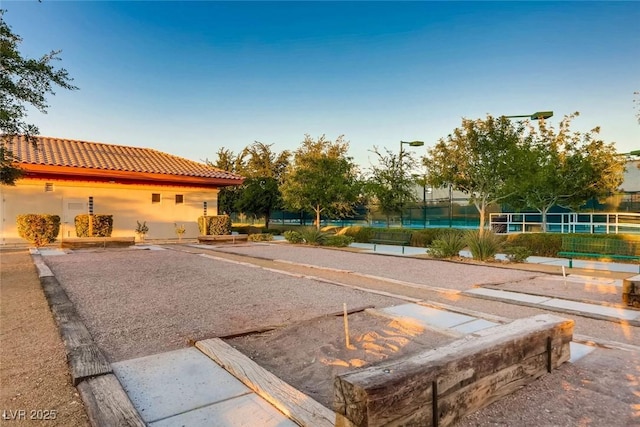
9 135 243 187
1 136 243 244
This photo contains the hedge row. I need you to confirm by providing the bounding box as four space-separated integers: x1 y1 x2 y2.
232 226 282 235
333 226 591 257
75 214 113 237
198 215 231 235
16 214 61 247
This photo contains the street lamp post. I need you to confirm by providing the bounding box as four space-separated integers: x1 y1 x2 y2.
504 111 554 120
399 141 424 228
399 140 425 161
448 184 453 228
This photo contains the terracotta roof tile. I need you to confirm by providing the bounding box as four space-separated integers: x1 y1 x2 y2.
8 135 243 181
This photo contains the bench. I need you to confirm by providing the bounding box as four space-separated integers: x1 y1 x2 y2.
370 231 412 254
558 236 640 272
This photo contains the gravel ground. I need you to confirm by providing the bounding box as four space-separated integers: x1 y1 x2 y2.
457 346 640 427
209 243 541 290
43 248 403 362
0 250 89 426
40 243 640 426
198 244 640 346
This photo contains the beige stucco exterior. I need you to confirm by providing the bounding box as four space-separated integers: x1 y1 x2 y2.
0 178 218 245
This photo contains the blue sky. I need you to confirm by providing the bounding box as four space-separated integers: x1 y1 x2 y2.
4 1 639 169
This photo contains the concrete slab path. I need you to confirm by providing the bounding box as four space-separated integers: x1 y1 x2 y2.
465 287 640 323
112 347 297 427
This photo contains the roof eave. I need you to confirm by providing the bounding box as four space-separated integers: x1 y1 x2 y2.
17 164 244 188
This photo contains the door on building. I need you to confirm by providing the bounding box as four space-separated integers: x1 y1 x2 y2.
62 198 87 238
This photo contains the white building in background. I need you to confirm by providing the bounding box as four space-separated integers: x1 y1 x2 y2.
0 136 244 245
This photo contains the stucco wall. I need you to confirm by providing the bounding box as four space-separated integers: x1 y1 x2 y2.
0 178 219 244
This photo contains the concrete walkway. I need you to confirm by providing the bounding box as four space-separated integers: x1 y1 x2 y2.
112 347 297 427
465 287 640 325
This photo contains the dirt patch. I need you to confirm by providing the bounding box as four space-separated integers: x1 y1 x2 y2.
0 249 89 426
226 310 456 408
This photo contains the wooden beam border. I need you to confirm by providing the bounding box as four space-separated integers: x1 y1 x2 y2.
196 338 356 427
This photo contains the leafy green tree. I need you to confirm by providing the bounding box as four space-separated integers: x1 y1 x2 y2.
235 141 290 228
365 147 418 228
281 134 361 229
505 112 625 231
207 148 245 215
1 9 77 185
240 141 289 181
424 115 524 236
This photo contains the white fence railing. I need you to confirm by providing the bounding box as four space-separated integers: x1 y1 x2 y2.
490 212 640 235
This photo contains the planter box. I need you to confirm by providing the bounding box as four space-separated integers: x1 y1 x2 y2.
197 234 249 244
60 237 135 249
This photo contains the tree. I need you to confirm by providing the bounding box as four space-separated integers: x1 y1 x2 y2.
207 148 245 215
424 115 524 236
365 147 418 228
281 134 361 229
240 141 290 181
504 112 625 231
235 141 290 228
634 91 640 125
1 9 77 185
235 177 281 228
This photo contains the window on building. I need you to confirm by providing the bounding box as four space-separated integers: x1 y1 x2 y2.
44 183 54 192
175 194 184 204
152 193 161 203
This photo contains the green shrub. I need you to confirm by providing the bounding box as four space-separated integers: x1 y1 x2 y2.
198 215 231 235
16 214 60 247
283 230 304 244
299 227 328 245
74 214 113 237
232 225 282 235
410 228 451 247
337 226 375 243
428 229 466 258
268 228 282 236
504 246 532 263
323 235 354 247
505 233 563 257
248 233 274 242
466 230 504 261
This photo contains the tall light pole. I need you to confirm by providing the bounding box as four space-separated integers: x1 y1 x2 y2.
448 184 453 228
504 111 553 120
399 141 424 228
399 140 425 161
